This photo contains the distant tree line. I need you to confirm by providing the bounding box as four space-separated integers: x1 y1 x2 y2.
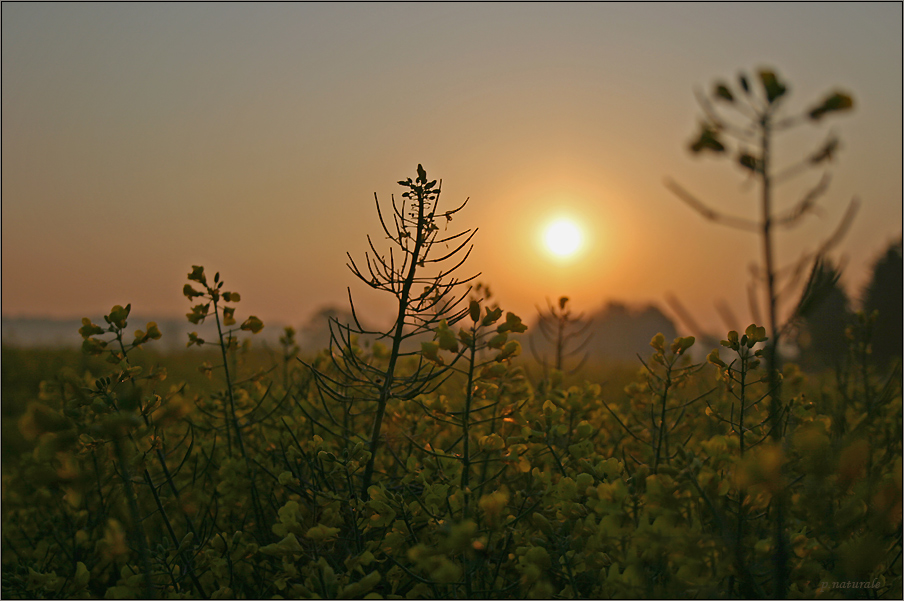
295 237 901 375
796 237 902 370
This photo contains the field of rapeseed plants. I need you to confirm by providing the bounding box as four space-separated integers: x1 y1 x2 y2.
2 162 900 599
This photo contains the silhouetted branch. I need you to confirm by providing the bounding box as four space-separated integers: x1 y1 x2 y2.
774 173 831 228
715 299 740 332
694 87 758 140
664 178 760 232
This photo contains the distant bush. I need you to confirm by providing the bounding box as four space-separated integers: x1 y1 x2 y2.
862 238 903 368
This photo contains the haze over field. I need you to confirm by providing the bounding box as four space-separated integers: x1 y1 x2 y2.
3 3 901 336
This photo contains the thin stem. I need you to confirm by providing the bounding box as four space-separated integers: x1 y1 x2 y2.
360 185 430 500
113 437 154 599
461 323 477 521
653 364 672 473
760 112 788 600
212 295 266 540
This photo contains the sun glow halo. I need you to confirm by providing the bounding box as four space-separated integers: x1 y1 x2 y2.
544 218 583 258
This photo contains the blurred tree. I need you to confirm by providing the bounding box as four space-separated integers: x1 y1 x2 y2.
794 260 851 370
299 305 364 353
862 237 903 368
588 301 679 360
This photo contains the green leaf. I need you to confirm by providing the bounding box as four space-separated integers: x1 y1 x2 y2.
689 124 725 154
82 337 107 355
183 284 204 299
240 315 264 334
497 312 527 334
305 524 340 542
73 562 90 590
575 420 594 440
650 333 666 352
568 439 594 459
810 136 840 164
714 82 734 102
145 322 161 340
366 499 396 527
186 303 210 325
107 304 131 329
260 533 304 557
478 433 505 452
435 320 459 352
222 306 236 327
808 91 854 120
480 363 508 379
524 545 551 568
738 152 762 173
745 324 767 346
759 70 787 103
670 335 695 355
494 340 521 362
707 349 726 368
487 332 508 350
530 512 553 536
721 330 739 351
340 571 381 599
174 532 195 556
468 300 481 323
421 341 443 365
187 332 205 347
79 318 104 339
482 306 503 327
187 265 207 285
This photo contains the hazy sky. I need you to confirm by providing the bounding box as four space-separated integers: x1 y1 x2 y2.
3 3 901 335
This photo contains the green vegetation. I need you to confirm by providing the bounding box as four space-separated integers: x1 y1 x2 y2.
2 162 901 601
668 68 862 595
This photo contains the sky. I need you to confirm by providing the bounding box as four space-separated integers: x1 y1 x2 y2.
3 3 901 336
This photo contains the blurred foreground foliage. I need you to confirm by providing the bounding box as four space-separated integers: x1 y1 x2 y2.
1 292 900 599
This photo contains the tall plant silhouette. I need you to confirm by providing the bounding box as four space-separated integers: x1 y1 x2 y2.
667 68 857 432
309 165 477 500
530 296 593 375
666 67 856 599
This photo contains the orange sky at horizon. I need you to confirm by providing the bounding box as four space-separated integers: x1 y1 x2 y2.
3 3 901 337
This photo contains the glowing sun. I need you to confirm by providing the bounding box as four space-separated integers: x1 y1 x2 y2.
544 218 583 258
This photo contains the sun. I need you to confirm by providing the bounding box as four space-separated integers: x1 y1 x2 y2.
544 218 583 258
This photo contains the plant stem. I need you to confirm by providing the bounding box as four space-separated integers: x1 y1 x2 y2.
760 113 788 599
113 437 154 599
212 296 266 539
461 325 477 520
360 187 428 500
213 300 244 458
653 367 671 473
